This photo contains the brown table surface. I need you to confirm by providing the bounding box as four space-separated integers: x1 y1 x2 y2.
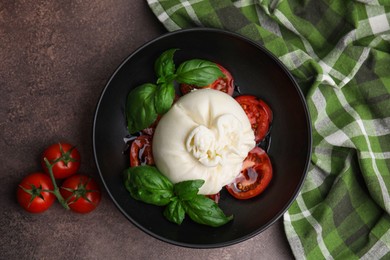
1 1 294 259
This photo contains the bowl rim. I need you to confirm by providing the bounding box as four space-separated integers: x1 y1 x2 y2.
92 27 312 248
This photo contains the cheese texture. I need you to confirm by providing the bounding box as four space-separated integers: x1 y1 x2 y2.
152 89 255 195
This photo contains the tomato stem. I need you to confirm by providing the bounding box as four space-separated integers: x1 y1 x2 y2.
19 184 44 208
43 157 70 210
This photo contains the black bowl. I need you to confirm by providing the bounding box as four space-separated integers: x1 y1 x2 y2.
93 28 311 248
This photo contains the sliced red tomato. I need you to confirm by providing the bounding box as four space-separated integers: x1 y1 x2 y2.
180 64 234 96
130 135 154 167
235 95 272 143
226 147 272 200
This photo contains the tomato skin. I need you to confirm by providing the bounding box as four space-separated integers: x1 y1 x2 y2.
180 64 234 96
41 142 81 179
60 175 101 214
130 135 154 167
226 147 273 200
17 173 55 213
235 95 272 143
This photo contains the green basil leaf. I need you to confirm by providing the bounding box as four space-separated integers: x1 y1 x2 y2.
154 82 175 114
155 48 178 83
175 59 224 87
123 166 174 206
183 195 233 227
163 198 186 225
126 83 158 134
174 180 204 201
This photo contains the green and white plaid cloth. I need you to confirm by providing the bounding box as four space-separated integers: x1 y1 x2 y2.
147 0 390 258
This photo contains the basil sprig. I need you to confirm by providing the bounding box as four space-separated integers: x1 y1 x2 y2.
126 83 158 135
124 166 233 227
175 59 224 86
126 49 224 134
124 165 173 206
154 82 175 115
154 48 177 83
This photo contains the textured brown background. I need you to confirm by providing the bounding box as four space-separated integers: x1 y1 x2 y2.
0 1 293 259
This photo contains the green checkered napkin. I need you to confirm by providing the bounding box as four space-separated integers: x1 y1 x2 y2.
147 0 390 258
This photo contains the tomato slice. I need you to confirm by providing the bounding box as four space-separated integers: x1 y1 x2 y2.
130 135 154 167
235 95 272 143
180 64 234 96
226 147 273 200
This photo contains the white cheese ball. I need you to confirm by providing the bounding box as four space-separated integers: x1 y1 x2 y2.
153 89 255 195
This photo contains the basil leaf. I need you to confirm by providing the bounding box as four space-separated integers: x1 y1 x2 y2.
155 48 178 83
123 166 174 206
126 83 158 134
163 198 186 225
174 180 204 201
154 82 175 114
175 59 224 87
183 195 233 227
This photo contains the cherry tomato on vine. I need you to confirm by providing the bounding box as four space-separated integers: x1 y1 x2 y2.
17 172 55 213
130 135 154 167
41 142 81 179
180 64 234 96
226 147 273 200
235 95 272 143
60 175 101 214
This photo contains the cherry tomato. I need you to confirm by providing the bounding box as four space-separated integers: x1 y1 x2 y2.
226 147 273 200
130 135 154 167
41 142 81 179
60 174 101 214
235 95 272 143
180 64 234 96
17 172 55 213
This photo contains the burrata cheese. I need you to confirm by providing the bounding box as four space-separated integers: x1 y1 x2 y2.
152 89 255 195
